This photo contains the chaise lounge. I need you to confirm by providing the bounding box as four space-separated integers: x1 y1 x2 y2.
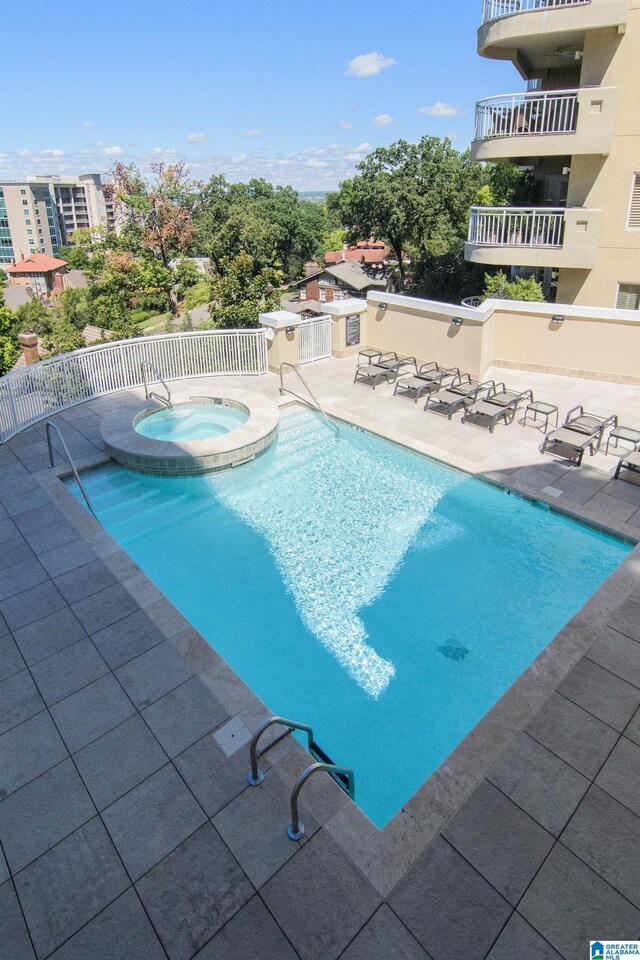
461 383 533 433
614 450 640 481
541 406 617 465
424 376 495 420
393 362 461 403
353 352 416 389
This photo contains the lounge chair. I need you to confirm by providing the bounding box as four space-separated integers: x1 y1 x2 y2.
393 362 461 403
424 376 494 420
614 450 640 481
461 383 533 433
353 352 415 389
541 406 617 465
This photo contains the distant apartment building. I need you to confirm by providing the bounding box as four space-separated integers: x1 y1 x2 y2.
0 173 114 266
465 0 640 309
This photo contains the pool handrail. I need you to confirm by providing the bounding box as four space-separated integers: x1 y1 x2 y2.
45 421 96 517
287 762 355 840
279 362 340 439
141 359 172 408
247 715 315 786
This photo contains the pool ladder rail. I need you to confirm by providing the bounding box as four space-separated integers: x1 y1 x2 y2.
279 362 340 440
141 360 172 408
45 422 96 518
247 716 355 840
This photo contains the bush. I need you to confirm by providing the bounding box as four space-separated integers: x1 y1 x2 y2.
482 271 545 303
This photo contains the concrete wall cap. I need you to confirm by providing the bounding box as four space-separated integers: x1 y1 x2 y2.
259 311 301 329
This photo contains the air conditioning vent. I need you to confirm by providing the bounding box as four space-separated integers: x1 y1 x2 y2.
628 174 640 229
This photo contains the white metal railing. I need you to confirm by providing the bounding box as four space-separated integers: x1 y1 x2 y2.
482 0 591 24
468 207 566 247
461 296 483 308
298 315 332 364
0 329 267 443
474 90 578 140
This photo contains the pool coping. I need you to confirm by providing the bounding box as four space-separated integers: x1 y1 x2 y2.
33 395 640 898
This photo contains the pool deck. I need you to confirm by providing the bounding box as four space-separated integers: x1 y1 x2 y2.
1 357 640 960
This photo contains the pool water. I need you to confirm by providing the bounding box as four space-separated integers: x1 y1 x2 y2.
72 408 629 827
135 402 247 441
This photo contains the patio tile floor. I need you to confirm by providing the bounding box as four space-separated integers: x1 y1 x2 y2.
1 359 640 958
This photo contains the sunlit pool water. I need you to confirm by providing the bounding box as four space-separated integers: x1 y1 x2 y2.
71 408 629 826
135 402 247 442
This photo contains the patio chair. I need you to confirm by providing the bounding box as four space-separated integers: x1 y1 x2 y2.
353 352 415 389
461 384 533 433
424 376 494 420
393 362 461 403
541 406 617 465
614 450 640 482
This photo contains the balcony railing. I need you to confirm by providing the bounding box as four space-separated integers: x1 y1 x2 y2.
468 207 565 247
481 0 590 25
474 90 578 140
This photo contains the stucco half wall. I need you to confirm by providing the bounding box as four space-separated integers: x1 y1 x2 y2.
358 291 640 384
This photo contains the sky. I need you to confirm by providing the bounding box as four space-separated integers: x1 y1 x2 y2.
0 0 519 191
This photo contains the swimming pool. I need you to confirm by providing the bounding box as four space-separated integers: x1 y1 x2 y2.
72 408 629 827
135 401 248 442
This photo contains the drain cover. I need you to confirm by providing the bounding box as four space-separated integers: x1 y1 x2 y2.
438 639 469 662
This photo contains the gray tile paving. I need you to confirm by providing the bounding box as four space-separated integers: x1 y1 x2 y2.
557 657 640 731
388 836 511 960
0 537 34 572
525 693 619 779
141 676 228 757
0 670 45 734
595 736 640 817
340 904 430 960
519 844 640 960
587 627 640 688
38 539 97 578
0 758 96 874
0 711 68 798
487 732 590 836
194 895 298 960
173 729 249 817
50 673 136 753
0 847 7 884
0 879 36 960
30 638 109 705
606 598 640 643
71 582 139 634
485 913 562 960
52 559 117 605
91 609 166 669
0 558 48 602
626 705 640 746
12 607 87 666
0 580 67 633
101 763 207 881
73 714 168 810
21 521 81 556
561 785 640 908
115 639 194 709
262 832 381 960
48 888 166 960
441 780 555 906
136 822 253 960
13 817 130 959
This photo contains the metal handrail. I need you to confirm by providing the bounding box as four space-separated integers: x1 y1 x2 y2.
46 422 96 517
247 716 315 786
141 360 172 407
288 762 355 840
279 362 340 439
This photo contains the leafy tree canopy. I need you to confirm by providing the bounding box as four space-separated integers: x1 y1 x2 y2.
206 251 281 329
482 270 545 302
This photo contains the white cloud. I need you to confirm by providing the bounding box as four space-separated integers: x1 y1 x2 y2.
81 121 94 128
337 119 353 129
418 102 461 117
42 149 64 157
151 147 177 156
356 143 371 152
327 143 342 150
345 52 396 78
231 154 247 163
304 159 330 168
343 153 364 162
186 132 207 142
17 148 31 157
373 114 393 126
244 128 262 138
103 145 124 156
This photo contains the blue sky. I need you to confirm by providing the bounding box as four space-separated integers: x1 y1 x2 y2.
0 0 518 189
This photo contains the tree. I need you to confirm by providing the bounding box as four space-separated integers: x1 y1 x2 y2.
478 163 539 207
0 268 7 290
58 288 93 330
482 270 545 302
206 252 281 329
57 228 94 269
41 315 85 357
15 298 51 336
0 305 19 375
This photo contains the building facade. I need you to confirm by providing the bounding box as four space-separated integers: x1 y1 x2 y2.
0 173 114 266
465 0 640 309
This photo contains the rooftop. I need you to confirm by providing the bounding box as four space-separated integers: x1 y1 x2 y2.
7 254 68 275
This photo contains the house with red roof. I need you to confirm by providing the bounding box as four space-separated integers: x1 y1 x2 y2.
6 253 68 299
324 239 389 267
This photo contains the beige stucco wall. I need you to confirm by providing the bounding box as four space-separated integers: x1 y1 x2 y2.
360 294 640 384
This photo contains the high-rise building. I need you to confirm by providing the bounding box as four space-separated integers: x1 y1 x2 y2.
465 0 640 309
0 173 115 266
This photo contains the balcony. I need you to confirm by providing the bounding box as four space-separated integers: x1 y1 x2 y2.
465 205 602 268
472 86 616 160
478 0 629 77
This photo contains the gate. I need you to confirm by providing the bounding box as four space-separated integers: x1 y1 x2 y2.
298 315 332 364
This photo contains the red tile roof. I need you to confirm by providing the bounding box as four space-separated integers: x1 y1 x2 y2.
7 253 68 274
324 240 389 265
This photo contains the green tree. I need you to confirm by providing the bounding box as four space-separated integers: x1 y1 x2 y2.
41 314 85 357
206 252 281 329
183 279 211 310
0 268 7 290
478 163 539 207
58 288 93 330
15 298 51 336
482 270 545 302
0 305 20 374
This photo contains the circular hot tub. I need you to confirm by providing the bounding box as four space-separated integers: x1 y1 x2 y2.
100 389 279 477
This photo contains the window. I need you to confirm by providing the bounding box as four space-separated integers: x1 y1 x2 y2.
27 229 33 235
20 189 26 195
22 200 28 206
25 219 31 225
319 287 326 301
627 174 640 229
616 284 640 310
